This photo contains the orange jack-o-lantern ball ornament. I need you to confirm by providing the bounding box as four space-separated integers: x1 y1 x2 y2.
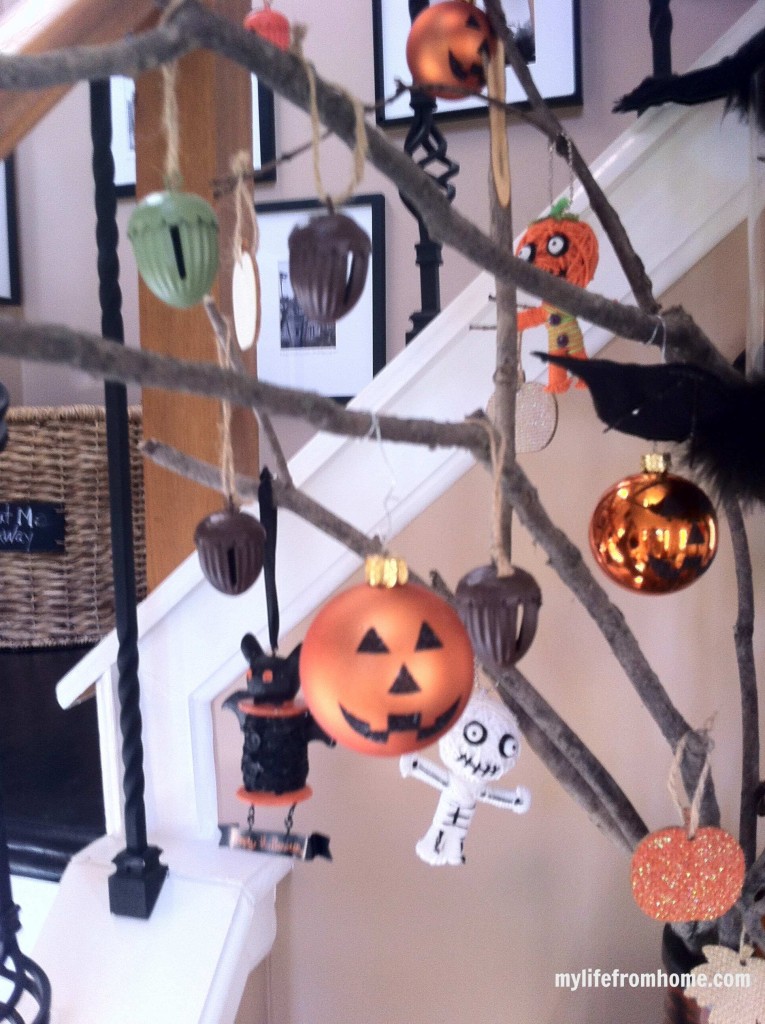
589 453 718 594
406 0 496 101
631 824 745 922
243 1 291 50
300 556 474 757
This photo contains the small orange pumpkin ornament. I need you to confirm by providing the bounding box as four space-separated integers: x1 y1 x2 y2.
244 1 291 51
516 198 599 393
406 0 496 101
300 556 474 757
631 824 745 922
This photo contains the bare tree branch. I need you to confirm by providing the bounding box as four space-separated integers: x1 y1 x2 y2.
724 497 760 866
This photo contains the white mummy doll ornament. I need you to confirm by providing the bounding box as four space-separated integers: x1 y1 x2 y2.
400 691 530 866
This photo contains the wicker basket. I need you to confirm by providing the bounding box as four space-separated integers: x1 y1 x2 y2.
0 405 146 649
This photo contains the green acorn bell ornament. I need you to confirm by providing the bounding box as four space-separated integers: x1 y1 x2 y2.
128 189 219 309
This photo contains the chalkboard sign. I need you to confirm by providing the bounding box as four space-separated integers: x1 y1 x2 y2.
0 501 65 553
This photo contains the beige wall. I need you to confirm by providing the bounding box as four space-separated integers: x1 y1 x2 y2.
10 1 761 1022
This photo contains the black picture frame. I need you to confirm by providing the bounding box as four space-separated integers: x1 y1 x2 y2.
254 194 386 404
109 75 277 197
0 157 20 305
372 0 582 128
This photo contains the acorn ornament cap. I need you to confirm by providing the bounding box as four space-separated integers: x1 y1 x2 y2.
128 189 219 309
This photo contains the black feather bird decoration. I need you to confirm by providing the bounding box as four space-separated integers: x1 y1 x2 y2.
614 26 765 132
537 353 765 507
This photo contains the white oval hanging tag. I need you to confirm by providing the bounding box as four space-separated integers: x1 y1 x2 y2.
232 250 260 352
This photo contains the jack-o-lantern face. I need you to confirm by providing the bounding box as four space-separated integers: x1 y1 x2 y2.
515 199 599 288
406 1 496 101
300 568 474 757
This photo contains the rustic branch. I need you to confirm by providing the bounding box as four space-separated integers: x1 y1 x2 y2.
724 497 760 867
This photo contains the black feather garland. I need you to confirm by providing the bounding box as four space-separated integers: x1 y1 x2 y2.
614 26 765 133
538 353 765 507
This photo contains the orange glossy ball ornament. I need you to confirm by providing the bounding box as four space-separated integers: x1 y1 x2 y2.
406 1 496 100
300 556 474 757
631 825 745 922
589 454 718 594
244 1 290 50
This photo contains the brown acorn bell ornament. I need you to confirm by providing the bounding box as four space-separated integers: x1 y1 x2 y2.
589 453 718 594
194 502 266 596
288 210 371 324
455 564 542 669
406 0 496 100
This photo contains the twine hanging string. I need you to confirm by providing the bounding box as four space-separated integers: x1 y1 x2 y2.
231 150 260 262
216 319 240 509
161 62 182 190
668 731 713 839
291 24 367 209
469 416 513 577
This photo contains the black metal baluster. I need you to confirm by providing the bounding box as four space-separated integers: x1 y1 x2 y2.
649 0 673 77
0 770 51 1022
89 80 167 919
401 0 460 343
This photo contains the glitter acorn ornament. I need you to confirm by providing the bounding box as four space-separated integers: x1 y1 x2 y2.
589 453 718 594
128 189 219 309
244 0 291 50
300 555 474 757
405 0 496 100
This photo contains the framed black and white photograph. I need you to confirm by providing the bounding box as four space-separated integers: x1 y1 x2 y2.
372 0 581 127
109 74 277 196
254 194 386 403
0 158 20 305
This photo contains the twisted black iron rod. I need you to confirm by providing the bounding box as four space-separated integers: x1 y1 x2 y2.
649 0 673 77
89 79 167 918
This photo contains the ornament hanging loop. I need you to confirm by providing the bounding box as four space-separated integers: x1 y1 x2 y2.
668 731 713 840
292 26 367 210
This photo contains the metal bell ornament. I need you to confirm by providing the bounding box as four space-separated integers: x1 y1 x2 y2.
455 563 542 669
243 0 291 50
405 0 496 100
589 453 718 594
128 189 219 309
288 211 371 324
194 504 266 595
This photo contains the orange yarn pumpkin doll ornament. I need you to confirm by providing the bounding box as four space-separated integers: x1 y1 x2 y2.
516 197 599 394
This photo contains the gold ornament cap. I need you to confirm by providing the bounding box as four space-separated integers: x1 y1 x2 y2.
641 452 671 475
365 555 409 588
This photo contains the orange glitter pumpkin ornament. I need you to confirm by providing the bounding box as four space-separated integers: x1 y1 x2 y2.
406 1 496 101
300 556 474 757
516 198 599 393
631 824 745 923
